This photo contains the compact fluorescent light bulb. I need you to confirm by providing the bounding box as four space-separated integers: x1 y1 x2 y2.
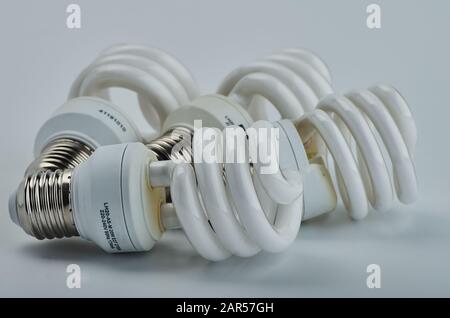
9 95 305 259
9 47 417 262
25 43 199 176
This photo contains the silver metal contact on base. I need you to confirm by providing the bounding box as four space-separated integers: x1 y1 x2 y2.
15 169 77 239
147 127 193 163
25 138 94 175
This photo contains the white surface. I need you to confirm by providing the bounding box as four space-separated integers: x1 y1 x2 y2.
0 0 449 297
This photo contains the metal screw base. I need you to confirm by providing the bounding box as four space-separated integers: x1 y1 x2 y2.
25 138 94 175
147 127 193 163
15 169 77 239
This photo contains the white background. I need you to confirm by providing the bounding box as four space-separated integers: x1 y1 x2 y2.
0 0 449 297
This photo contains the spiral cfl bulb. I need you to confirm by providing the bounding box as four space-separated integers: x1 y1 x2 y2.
10 43 198 238
139 81 418 261
25 43 199 176
216 48 417 219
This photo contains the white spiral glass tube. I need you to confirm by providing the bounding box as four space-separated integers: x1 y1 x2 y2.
296 84 417 219
149 119 305 261
69 43 200 140
148 49 417 260
218 48 333 120
218 48 417 219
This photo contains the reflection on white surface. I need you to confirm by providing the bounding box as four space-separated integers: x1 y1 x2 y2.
1 196 449 297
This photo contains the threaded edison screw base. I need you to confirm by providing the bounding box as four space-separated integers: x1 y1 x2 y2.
12 129 193 241
26 138 94 175
147 127 193 163
15 169 77 239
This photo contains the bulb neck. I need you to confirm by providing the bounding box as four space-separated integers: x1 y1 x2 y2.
147 126 193 163
25 138 94 175
12 169 78 239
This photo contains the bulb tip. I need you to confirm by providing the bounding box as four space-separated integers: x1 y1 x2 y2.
9 190 19 226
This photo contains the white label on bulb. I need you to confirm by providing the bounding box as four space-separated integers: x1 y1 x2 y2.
98 109 128 133
99 202 122 251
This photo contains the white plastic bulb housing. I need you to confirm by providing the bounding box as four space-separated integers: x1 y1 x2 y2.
162 94 254 132
34 97 143 156
72 142 164 252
